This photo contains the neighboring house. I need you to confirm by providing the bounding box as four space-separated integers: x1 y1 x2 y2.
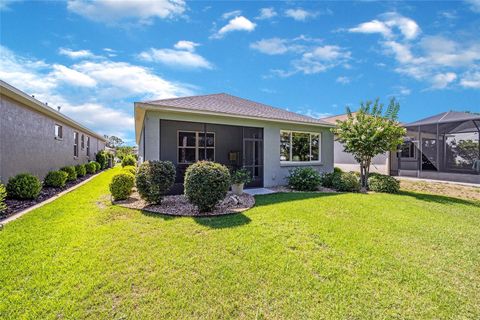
134 93 334 193
0 80 106 183
397 111 480 184
322 113 394 175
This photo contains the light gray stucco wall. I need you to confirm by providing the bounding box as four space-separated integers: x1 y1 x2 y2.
140 110 334 187
0 95 105 183
333 140 390 174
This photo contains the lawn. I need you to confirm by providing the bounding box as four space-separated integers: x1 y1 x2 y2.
1 168 479 319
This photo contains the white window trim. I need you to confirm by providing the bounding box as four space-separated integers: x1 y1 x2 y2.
177 130 215 164
54 124 63 140
73 131 79 158
280 130 322 165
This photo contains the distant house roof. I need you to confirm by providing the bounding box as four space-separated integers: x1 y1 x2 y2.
135 93 333 143
405 111 480 127
321 112 358 124
1 80 106 141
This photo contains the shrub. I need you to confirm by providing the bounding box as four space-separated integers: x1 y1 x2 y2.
96 150 108 169
332 172 360 192
75 164 86 177
44 170 68 188
320 172 338 188
93 161 101 172
287 167 322 191
122 165 136 175
6 173 42 200
136 161 176 204
122 155 136 167
231 168 251 185
368 174 400 193
109 172 135 201
184 161 231 212
60 166 77 181
334 167 343 173
0 184 6 213
85 162 97 174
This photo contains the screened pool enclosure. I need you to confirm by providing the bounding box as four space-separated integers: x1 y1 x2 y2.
397 112 480 182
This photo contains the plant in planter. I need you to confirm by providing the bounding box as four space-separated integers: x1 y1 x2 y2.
230 168 251 195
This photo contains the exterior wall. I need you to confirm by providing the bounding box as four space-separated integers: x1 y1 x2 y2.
333 140 390 174
0 95 105 183
399 169 480 184
140 110 334 188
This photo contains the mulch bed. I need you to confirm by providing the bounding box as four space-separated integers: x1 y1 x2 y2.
115 191 255 217
1 172 102 220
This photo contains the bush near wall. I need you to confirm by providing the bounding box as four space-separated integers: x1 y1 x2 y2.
122 166 136 175
44 170 68 188
332 172 361 192
93 162 101 172
6 173 42 200
368 174 400 193
287 167 322 191
184 161 231 212
96 150 108 169
75 164 86 177
136 161 175 204
0 184 7 213
109 172 135 201
122 155 136 167
60 166 77 182
85 162 97 174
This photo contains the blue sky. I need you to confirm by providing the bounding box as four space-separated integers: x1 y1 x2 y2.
1 0 479 145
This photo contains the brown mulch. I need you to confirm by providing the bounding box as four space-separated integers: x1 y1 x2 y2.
1 172 102 220
400 179 480 201
115 191 255 217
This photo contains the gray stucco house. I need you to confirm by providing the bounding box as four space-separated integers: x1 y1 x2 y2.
0 80 106 183
135 93 334 192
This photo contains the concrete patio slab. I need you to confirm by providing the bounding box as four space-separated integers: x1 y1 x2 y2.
244 188 276 195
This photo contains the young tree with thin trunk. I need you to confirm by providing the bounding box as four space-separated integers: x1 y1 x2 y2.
332 98 406 192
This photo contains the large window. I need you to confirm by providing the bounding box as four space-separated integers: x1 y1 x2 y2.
55 124 63 139
400 141 416 158
81 134 85 150
73 132 79 157
178 131 215 164
444 132 479 171
280 131 321 162
86 136 90 156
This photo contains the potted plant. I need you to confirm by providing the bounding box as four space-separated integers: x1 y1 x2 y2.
230 168 252 195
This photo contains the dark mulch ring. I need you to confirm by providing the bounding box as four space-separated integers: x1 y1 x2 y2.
115 191 255 217
1 172 101 220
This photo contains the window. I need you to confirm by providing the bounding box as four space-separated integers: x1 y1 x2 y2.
280 131 321 162
178 131 215 164
55 124 63 139
400 141 416 158
73 132 79 157
86 136 90 156
81 134 85 149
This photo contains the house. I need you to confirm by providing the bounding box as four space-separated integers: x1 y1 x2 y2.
134 93 334 192
397 111 479 184
322 113 395 174
0 80 106 183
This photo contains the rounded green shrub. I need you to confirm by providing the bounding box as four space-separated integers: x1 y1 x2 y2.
0 184 7 213
109 172 135 201
60 166 77 181
122 165 136 175
368 174 400 193
93 161 101 171
332 172 360 192
287 167 322 191
184 161 230 212
44 170 68 188
75 164 86 177
122 155 136 167
334 167 343 173
320 172 339 188
136 161 175 204
85 162 97 174
6 173 42 200
96 150 108 169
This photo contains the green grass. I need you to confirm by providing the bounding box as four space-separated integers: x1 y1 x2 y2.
1 168 479 319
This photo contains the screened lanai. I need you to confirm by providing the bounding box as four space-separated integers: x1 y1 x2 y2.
397 111 480 183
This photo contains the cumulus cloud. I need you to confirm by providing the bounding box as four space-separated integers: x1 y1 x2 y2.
430 72 457 89
293 45 351 74
256 7 277 20
212 16 256 39
336 76 351 84
349 12 420 40
460 71 480 88
250 38 298 55
222 10 241 20
58 47 96 59
66 0 186 24
349 20 392 38
284 8 317 21
138 41 212 69
173 40 199 52
51 64 97 87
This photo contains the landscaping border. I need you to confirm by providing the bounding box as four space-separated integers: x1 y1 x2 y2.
0 170 105 225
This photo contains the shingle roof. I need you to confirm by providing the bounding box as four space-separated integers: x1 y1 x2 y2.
140 93 332 126
321 112 357 124
406 111 480 127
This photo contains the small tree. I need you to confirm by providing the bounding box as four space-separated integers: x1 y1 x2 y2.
105 135 124 148
333 98 406 191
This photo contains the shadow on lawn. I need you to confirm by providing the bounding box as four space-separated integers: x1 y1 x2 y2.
398 191 480 208
140 210 251 229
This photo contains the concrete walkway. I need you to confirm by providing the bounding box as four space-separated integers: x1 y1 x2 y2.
397 176 480 188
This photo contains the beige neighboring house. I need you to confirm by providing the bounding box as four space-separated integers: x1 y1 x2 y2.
322 113 396 175
0 80 106 183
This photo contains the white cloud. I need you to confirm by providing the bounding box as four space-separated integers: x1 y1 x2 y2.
51 64 97 87
173 40 199 52
138 48 212 69
292 46 351 75
212 16 256 39
256 7 277 20
465 0 480 13
383 41 422 64
285 8 317 21
303 45 350 61
336 76 351 84
420 36 480 67
298 109 332 119
250 38 293 55
58 47 95 59
349 20 392 38
66 0 186 24
349 13 420 40
430 72 457 89
460 71 480 88
222 10 241 19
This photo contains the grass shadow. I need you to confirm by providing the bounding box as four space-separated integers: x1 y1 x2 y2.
140 210 181 221
193 213 251 229
254 192 341 207
398 190 480 208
